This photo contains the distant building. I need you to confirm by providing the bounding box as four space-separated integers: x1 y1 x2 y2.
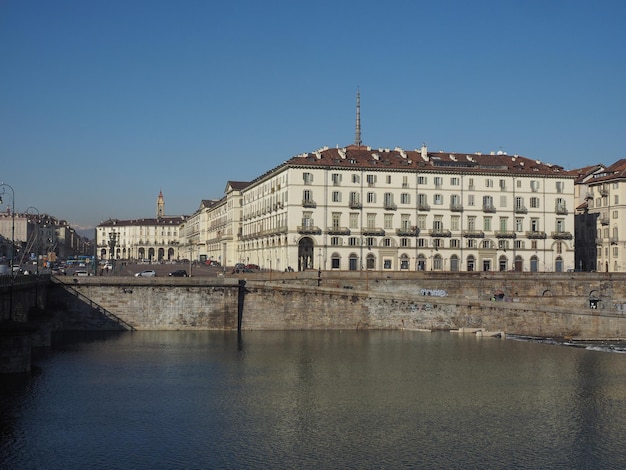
574 159 626 272
96 191 186 262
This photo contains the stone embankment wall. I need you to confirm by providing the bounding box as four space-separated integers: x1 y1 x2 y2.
50 272 626 339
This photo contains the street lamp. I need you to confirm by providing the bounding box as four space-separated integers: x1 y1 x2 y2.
108 231 118 274
0 182 15 318
25 206 40 276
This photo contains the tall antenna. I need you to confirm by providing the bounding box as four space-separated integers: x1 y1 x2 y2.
354 87 362 147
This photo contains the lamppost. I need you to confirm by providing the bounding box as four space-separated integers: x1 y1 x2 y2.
25 206 40 276
0 182 15 318
108 231 118 275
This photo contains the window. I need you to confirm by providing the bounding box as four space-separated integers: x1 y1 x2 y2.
468 194 475 206
400 238 409 247
555 219 564 232
530 197 540 209
433 216 443 231
383 238 392 247
349 237 359 246
384 214 393 229
486 179 493 188
516 179 522 188
515 197 524 210
366 213 376 229
418 238 427 247
302 212 313 227
467 216 476 231
499 217 508 231
352 174 360 184
386 175 392 184
434 176 443 188
418 176 427 185
483 195 494 209
332 191 342 202
450 239 459 248
303 190 313 202
332 213 341 229
401 193 410 204
417 215 427 230
418 193 428 207
451 177 460 186
468 178 474 190
303 172 313 184
467 239 476 248
331 173 342 185
349 213 359 229
515 218 523 232
556 181 563 193
402 176 408 188
433 194 443 205
451 216 460 231
384 192 394 208
366 174 377 186
367 192 376 203
366 237 375 247
499 179 506 191
530 180 539 192
331 255 340 269
483 217 492 231
349 192 360 206
530 218 540 231
499 195 507 207
330 237 341 246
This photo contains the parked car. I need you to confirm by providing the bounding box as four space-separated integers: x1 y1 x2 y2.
245 264 259 270
168 269 188 277
135 270 156 277
207 260 221 266
74 270 90 277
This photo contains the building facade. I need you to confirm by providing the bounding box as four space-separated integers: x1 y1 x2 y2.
192 144 575 273
574 159 626 272
96 191 186 262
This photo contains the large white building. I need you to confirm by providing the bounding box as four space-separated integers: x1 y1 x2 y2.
209 143 575 273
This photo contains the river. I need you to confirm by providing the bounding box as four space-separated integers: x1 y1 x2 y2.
1 330 625 469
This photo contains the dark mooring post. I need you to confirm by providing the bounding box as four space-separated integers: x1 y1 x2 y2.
237 279 246 332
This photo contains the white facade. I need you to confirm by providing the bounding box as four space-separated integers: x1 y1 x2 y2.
223 145 576 272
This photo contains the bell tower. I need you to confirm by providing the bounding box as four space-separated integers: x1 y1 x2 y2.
157 190 165 218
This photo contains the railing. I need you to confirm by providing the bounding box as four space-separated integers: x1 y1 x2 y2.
482 204 496 213
326 227 351 236
551 231 573 240
51 277 135 331
362 228 385 236
526 231 547 239
462 230 485 238
297 226 322 235
428 229 452 237
302 200 317 208
349 201 362 209
495 231 516 239
555 205 568 215
514 206 528 214
449 204 463 212
383 203 397 210
417 203 431 211
396 228 420 237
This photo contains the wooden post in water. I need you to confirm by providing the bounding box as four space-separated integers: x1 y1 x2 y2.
237 280 246 332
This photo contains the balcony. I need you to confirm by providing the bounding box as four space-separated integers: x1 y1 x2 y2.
555 204 568 215
595 238 604 245
599 187 609 196
302 199 317 208
495 231 516 239
349 201 362 209
514 206 528 214
600 217 609 225
462 230 485 238
362 228 385 236
610 237 618 245
526 231 547 239
585 191 593 199
428 229 452 237
551 231 573 240
449 203 464 212
396 227 420 237
384 202 397 210
482 204 496 213
417 203 431 211
326 227 351 236
297 225 322 235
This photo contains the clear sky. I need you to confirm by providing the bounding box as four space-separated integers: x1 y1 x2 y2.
1 0 625 232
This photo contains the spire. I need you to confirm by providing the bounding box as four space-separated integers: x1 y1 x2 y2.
354 87 362 147
157 190 165 218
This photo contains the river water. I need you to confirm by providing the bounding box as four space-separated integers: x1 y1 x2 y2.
1 330 625 469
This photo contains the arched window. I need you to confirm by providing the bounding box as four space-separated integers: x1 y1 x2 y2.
331 252 341 270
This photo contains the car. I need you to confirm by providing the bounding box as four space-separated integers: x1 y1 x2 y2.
207 260 221 266
234 263 245 270
74 270 90 277
135 270 156 277
245 264 259 270
168 269 188 277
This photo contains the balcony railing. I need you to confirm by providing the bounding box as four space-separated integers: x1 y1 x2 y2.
551 231 572 240
495 231 516 239
384 202 397 210
599 187 609 196
462 230 485 238
555 205 568 215
482 204 496 213
302 199 317 208
514 206 528 214
449 203 464 212
349 201 362 209
526 231 547 239
326 227 351 236
600 217 609 225
417 203 431 211
428 229 452 237
297 225 322 235
362 228 385 236
610 237 618 245
396 227 420 237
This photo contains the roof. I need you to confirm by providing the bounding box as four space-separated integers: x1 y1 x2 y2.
98 216 187 228
279 145 572 177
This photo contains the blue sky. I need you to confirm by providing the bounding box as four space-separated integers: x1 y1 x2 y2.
1 0 625 231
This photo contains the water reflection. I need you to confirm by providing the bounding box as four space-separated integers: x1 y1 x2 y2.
1 331 625 469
